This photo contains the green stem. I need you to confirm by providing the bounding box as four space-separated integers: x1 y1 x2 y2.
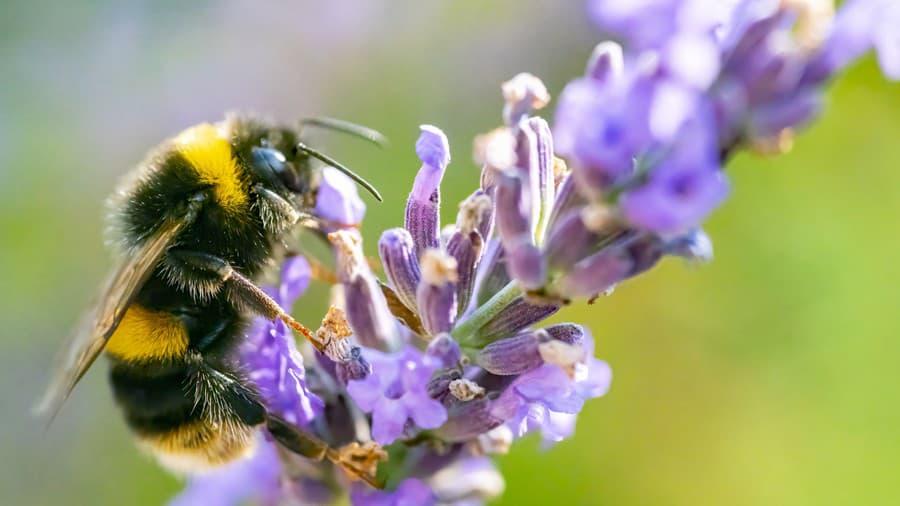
451 281 522 344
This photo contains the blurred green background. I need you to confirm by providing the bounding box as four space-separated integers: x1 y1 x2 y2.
1 1 898 505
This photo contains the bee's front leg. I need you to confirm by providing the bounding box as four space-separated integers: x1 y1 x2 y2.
163 249 323 351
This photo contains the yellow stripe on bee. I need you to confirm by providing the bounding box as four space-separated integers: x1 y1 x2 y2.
138 419 257 474
175 123 248 213
106 305 189 362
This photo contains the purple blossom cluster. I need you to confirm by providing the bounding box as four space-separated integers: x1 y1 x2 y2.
170 1 898 504
561 0 899 235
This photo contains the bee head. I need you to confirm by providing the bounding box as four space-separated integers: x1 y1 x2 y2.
248 127 313 196
246 120 382 203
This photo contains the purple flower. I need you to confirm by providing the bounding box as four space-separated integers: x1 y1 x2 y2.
347 345 448 445
379 228 422 312
495 359 612 444
351 479 437 506
476 324 585 376
490 331 612 445
332 230 401 351
417 249 459 335
241 256 324 426
554 73 651 190
161 4 900 504
169 435 282 506
406 125 451 255
620 115 728 233
818 0 900 80
316 166 367 227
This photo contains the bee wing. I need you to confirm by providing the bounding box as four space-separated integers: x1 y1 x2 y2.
36 219 184 422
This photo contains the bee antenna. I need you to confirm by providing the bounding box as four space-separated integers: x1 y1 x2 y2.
300 117 388 148
295 142 383 202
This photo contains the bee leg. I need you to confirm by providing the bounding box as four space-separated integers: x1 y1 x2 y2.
187 354 267 427
164 249 324 352
225 270 323 351
266 415 385 489
164 250 232 298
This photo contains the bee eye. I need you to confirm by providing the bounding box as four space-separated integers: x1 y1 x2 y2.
251 147 286 176
251 147 305 193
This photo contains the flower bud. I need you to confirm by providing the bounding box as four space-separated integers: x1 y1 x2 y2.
505 239 545 291
427 368 462 402
476 297 559 345
543 209 598 269
555 249 633 299
379 228 421 312
586 41 624 82
527 117 556 239
545 323 585 346
417 249 459 336
435 398 505 442
494 172 531 242
406 125 451 255
476 329 546 375
474 241 511 308
336 346 372 384
330 230 399 351
426 333 462 369
476 323 585 375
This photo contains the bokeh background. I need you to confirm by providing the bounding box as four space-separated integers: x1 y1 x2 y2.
1 1 898 505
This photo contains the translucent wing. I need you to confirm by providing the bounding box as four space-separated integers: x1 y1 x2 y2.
36 219 184 421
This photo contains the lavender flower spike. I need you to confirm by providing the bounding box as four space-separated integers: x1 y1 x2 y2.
331 230 400 351
406 125 451 255
160 3 900 504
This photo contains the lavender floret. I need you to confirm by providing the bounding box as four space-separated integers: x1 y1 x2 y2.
346 346 448 445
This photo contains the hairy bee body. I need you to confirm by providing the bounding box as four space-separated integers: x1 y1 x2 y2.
41 114 385 486
102 117 313 471
106 285 262 471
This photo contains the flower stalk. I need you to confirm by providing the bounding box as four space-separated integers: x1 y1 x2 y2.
450 281 521 345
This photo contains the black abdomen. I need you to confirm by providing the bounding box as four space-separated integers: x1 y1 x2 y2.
107 277 267 472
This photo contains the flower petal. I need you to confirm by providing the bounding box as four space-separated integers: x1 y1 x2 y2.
405 394 448 429
371 398 409 445
316 166 366 227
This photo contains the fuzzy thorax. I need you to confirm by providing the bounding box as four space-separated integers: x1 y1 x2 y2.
175 123 248 214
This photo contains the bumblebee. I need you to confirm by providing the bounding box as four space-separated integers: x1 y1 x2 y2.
38 114 384 487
